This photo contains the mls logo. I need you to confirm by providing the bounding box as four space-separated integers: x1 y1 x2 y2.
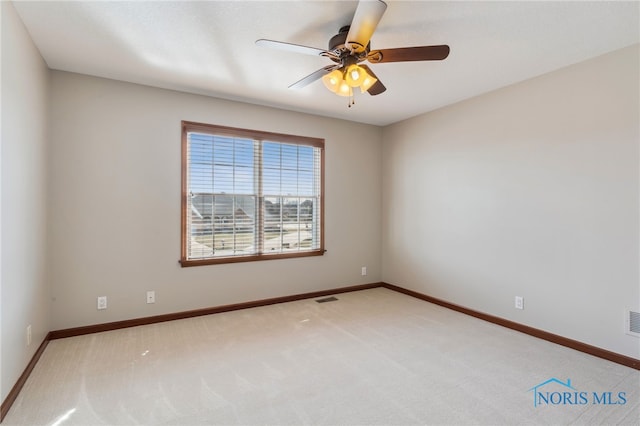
528 378 627 407
528 378 584 407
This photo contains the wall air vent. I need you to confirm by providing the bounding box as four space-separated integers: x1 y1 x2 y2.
626 309 640 337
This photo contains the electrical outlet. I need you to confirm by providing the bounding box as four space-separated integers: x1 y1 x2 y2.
97 296 107 310
361 266 367 276
146 291 155 304
515 296 524 310
27 325 32 346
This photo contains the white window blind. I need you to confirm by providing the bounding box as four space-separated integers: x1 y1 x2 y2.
181 122 324 266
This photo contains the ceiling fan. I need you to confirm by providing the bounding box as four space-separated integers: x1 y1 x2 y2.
256 0 450 105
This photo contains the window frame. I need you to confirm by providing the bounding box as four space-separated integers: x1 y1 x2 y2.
180 121 325 267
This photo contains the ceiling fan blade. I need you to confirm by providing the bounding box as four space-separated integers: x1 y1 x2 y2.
289 65 340 89
368 45 450 63
346 0 388 54
359 65 386 96
256 39 338 59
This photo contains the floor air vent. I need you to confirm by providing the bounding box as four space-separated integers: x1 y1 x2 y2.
626 309 640 337
316 296 338 303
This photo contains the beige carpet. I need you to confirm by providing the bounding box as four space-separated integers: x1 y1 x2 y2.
3 288 639 425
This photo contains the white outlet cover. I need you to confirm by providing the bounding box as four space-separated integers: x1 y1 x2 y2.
515 296 524 310
97 296 107 310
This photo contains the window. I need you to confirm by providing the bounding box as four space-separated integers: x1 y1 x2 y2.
181 121 324 266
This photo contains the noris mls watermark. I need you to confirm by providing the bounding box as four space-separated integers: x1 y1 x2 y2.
528 378 627 407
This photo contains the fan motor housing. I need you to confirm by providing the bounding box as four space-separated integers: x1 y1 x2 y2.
328 26 350 51
328 26 369 61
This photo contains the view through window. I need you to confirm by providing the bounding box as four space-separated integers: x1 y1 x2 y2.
181 122 324 266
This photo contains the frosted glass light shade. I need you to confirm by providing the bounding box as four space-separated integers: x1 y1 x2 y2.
322 70 343 93
336 80 352 97
345 64 366 87
359 73 378 93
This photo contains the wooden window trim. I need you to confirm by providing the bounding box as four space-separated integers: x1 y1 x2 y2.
180 121 325 267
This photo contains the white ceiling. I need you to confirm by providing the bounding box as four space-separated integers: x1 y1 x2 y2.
12 1 640 126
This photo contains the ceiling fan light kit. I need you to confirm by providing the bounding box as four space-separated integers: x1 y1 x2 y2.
256 0 450 107
321 64 378 107
322 64 377 92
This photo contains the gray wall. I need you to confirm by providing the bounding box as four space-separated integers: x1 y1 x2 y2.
1 1 51 402
382 45 640 358
48 71 383 330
